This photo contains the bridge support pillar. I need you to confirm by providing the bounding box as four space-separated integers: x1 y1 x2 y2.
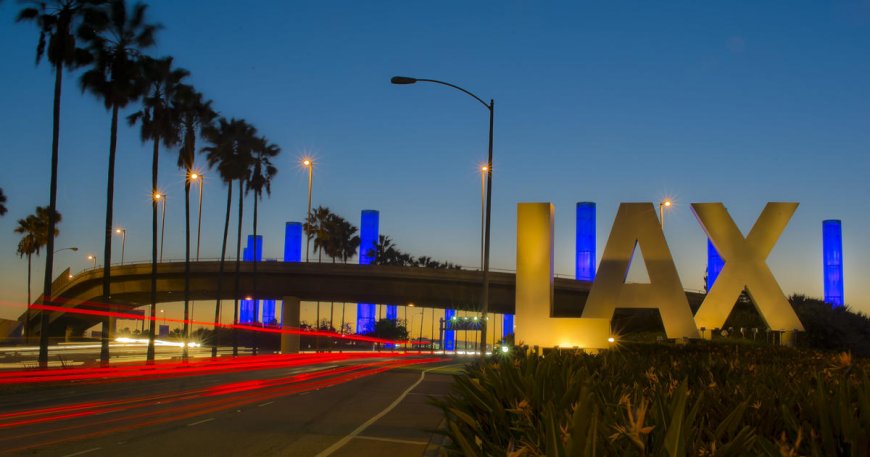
281 297 301 354
64 326 75 342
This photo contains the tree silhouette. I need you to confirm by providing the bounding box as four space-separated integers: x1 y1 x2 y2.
79 0 159 366
304 206 333 262
202 117 256 356
246 136 279 355
17 0 103 367
174 84 215 360
15 207 61 343
127 55 186 362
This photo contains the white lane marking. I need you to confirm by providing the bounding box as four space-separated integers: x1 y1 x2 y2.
355 435 428 446
315 364 462 457
258 401 274 407
61 448 102 457
187 417 215 426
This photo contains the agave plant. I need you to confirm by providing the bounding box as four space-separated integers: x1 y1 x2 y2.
434 343 869 456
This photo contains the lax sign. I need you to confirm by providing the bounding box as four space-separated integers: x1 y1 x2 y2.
515 202 803 349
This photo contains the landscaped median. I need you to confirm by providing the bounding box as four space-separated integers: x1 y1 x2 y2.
433 343 869 456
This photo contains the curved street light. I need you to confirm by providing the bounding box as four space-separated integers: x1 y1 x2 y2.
115 228 127 264
391 75 495 357
659 199 672 229
189 173 204 261
302 159 314 262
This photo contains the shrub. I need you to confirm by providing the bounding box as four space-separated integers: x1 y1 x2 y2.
434 343 870 456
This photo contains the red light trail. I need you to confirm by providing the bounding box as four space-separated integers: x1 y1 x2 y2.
0 355 446 454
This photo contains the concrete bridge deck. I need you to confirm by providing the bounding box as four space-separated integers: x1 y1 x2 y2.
24 261 704 336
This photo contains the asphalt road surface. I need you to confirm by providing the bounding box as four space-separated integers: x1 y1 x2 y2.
0 353 464 456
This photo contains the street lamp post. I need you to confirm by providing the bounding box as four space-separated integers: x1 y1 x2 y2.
418 309 425 352
302 159 314 262
155 193 167 262
115 228 127 264
480 166 487 270
659 199 672 229
391 75 495 358
190 173 204 261
87 254 97 269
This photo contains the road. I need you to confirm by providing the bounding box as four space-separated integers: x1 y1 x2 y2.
0 353 463 456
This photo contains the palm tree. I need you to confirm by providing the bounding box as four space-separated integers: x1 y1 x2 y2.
246 137 279 355
79 0 159 365
304 205 335 344
372 235 413 266
15 207 61 343
17 0 103 367
0 189 7 216
202 118 256 357
336 218 360 264
127 55 186 362
174 85 215 360
304 206 334 262
327 215 358 339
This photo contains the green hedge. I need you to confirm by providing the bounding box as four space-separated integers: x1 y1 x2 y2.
433 343 869 456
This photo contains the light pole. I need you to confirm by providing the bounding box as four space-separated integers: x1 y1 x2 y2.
659 199 672 229
53 247 78 281
302 159 314 262
86 254 97 269
480 166 487 270
190 173 204 261
115 228 127 264
155 193 167 262
391 75 495 357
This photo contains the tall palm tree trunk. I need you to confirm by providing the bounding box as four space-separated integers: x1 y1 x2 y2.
38 60 63 368
251 195 259 356
146 139 160 363
182 181 191 360
100 103 120 367
212 181 233 358
232 179 244 356
25 254 32 344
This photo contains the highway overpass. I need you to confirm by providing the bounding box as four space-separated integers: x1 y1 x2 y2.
23 260 704 337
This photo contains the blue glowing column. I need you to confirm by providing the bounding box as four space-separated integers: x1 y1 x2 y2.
357 210 379 333
281 222 303 326
240 246 254 323
706 239 724 291
823 220 844 307
284 222 302 263
575 202 596 281
444 309 456 351
503 314 514 339
262 300 276 325
240 235 264 323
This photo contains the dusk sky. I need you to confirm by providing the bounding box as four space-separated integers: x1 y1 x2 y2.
1 1 869 328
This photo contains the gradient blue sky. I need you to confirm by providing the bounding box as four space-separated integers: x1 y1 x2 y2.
1 1 869 325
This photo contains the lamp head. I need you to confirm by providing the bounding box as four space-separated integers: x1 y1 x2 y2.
391 76 417 85
302 159 311 167
664 200 672 207
71 247 79 252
